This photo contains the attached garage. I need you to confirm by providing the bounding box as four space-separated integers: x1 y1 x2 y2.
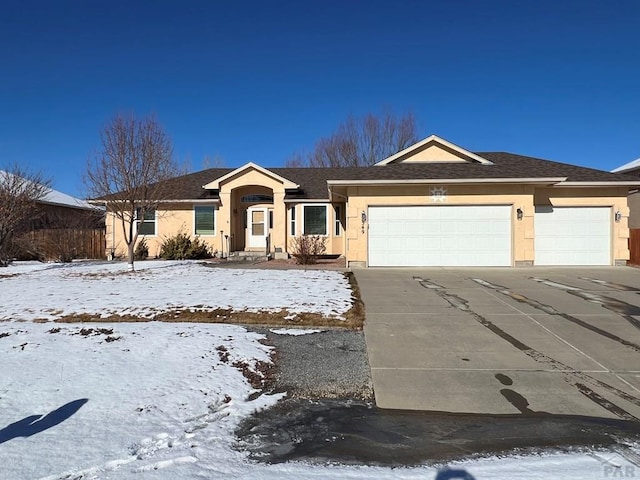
368 205 512 267
534 206 611 265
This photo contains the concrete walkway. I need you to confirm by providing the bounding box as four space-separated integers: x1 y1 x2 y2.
356 267 640 419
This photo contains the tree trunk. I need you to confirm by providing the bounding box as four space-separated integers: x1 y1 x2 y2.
127 242 135 271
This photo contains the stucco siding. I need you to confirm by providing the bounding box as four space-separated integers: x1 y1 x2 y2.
106 203 221 259
343 184 629 266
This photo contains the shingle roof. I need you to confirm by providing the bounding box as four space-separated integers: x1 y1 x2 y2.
97 152 640 202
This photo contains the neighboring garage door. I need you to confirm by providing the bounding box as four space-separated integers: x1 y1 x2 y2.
534 206 611 265
368 205 512 267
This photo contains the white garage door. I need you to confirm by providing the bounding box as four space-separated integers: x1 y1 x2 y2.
534 206 611 265
368 205 512 267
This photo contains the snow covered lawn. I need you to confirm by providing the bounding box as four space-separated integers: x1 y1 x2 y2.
3 322 637 480
0 260 354 323
0 261 638 479
1 322 282 478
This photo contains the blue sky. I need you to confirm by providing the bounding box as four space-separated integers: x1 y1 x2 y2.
1 0 639 197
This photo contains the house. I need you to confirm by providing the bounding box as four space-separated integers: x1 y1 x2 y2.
0 170 105 260
29 186 105 261
34 186 103 229
104 135 640 267
611 158 640 229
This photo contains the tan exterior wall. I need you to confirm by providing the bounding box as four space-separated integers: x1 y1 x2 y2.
343 184 629 266
286 203 346 256
399 144 468 163
105 203 222 259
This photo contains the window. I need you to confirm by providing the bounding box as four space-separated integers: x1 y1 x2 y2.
137 208 156 236
195 206 216 235
241 194 273 203
303 205 327 235
268 209 273 229
290 207 296 236
334 205 342 236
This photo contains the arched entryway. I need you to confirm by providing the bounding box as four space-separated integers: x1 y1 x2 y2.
230 185 274 251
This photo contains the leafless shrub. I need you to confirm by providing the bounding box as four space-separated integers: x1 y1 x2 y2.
290 235 327 265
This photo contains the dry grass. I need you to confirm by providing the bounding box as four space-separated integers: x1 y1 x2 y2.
54 271 366 329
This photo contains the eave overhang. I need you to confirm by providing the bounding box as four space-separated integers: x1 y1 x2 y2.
555 181 640 187
90 198 220 205
326 177 569 187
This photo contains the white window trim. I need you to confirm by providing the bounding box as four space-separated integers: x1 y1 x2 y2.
193 205 217 236
334 205 342 237
289 206 297 236
301 203 330 237
135 208 157 237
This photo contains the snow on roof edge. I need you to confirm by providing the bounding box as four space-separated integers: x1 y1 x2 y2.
0 170 99 210
611 158 640 173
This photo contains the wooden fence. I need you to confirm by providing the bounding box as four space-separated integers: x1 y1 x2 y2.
629 229 640 265
26 228 106 260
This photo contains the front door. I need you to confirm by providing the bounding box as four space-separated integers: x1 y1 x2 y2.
247 207 268 249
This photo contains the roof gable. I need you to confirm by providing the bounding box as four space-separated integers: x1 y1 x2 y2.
202 162 299 190
375 134 493 166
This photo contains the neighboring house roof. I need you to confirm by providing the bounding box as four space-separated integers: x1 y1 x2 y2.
40 188 98 210
611 158 640 174
0 170 98 210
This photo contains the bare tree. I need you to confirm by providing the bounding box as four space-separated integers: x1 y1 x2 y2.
85 113 182 271
0 166 51 266
291 110 418 168
202 154 226 169
284 152 307 168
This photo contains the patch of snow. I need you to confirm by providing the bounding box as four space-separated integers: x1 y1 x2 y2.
1 322 284 479
41 187 97 210
269 328 324 336
0 261 57 275
0 260 353 321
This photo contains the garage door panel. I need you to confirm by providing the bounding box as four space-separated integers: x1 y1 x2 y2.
534 206 610 266
368 206 512 267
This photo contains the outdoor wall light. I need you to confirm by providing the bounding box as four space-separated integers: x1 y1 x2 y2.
361 210 367 234
516 208 524 221
615 210 622 223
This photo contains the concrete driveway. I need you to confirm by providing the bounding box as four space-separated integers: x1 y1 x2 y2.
355 267 640 419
